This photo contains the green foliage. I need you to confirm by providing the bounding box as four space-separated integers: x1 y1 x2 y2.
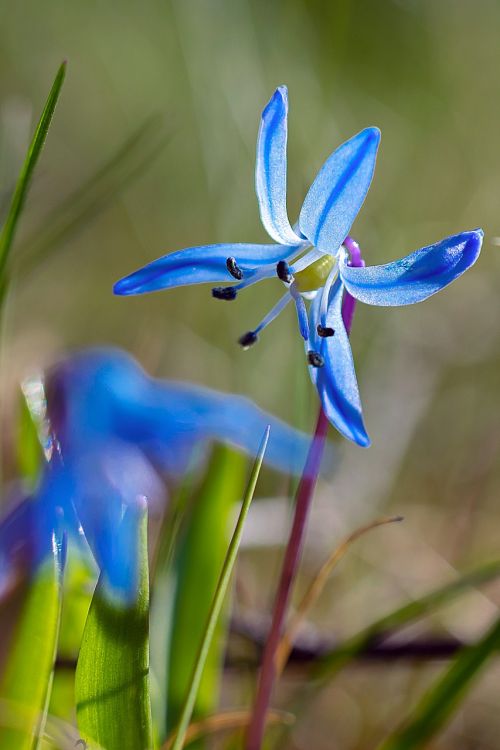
379 616 500 750
0 62 65 292
169 427 270 750
165 445 247 737
75 509 153 750
0 538 66 749
316 557 500 680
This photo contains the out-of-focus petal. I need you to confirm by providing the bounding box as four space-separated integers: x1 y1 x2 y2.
49 347 324 477
339 229 483 306
255 86 304 246
71 442 163 603
120 377 315 477
299 127 380 255
308 281 370 447
113 243 292 295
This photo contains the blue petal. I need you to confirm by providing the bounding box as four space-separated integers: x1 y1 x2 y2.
299 127 380 254
123 378 315 477
255 86 304 246
70 443 162 604
339 229 483 306
114 243 291 295
51 348 319 477
308 282 370 447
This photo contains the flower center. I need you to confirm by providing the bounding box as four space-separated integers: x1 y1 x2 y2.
293 253 336 293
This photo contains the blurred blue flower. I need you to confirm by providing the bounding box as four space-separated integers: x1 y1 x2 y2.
114 86 483 447
0 348 316 603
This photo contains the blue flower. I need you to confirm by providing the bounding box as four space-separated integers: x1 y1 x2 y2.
114 86 483 447
0 348 316 602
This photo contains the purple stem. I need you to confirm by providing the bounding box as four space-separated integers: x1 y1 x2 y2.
245 237 364 750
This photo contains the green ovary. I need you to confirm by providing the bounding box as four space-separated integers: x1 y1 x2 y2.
293 253 336 293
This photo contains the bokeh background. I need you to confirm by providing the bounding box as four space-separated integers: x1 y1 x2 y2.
1 1 500 748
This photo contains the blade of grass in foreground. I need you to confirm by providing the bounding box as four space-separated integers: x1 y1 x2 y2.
378 615 500 750
75 505 153 750
165 445 246 738
0 532 66 749
0 62 66 289
168 427 270 750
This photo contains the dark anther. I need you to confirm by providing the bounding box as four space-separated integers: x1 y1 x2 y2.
276 260 292 283
238 331 258 349
317 325 335 338
307 350 324 368
212 286 238 301
226 256 243 280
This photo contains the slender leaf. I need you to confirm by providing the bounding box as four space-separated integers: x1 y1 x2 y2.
0 533 66 749
75 507 153 750
276 515 403 675
315 557 500 679
169 427 270 750
273 558 500 750
0 62 66 284
166 445 247 738
378 616 500 750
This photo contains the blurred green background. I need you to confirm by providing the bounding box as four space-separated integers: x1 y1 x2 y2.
1 1 500 748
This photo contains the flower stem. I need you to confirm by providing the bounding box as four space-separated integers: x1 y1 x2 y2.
245 236 364 750
245 404 328 750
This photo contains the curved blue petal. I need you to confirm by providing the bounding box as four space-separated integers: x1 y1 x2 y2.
114 243 292 296
308 282 370 447
255 86 303 246
339 229 483 306
299 127 380 254
119 378 315 477
49 347 321 477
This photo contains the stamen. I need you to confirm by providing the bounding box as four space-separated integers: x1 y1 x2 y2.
317 325 335 338
212 286 237 301
276 260 292 283
226 256 243 280
290 282 310 341
307 350 324 368
238 331 258 349
248 292 292 340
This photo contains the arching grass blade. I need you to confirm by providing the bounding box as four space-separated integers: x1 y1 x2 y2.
378 615 500 750
0 62 66 286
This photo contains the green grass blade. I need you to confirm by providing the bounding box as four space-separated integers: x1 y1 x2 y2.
0 533 66 749
165 445 247 738
17 114 170 275
75 506 153 750
315 557 500 679
0 62 66 283
378 616 500 750
169 427 270 750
